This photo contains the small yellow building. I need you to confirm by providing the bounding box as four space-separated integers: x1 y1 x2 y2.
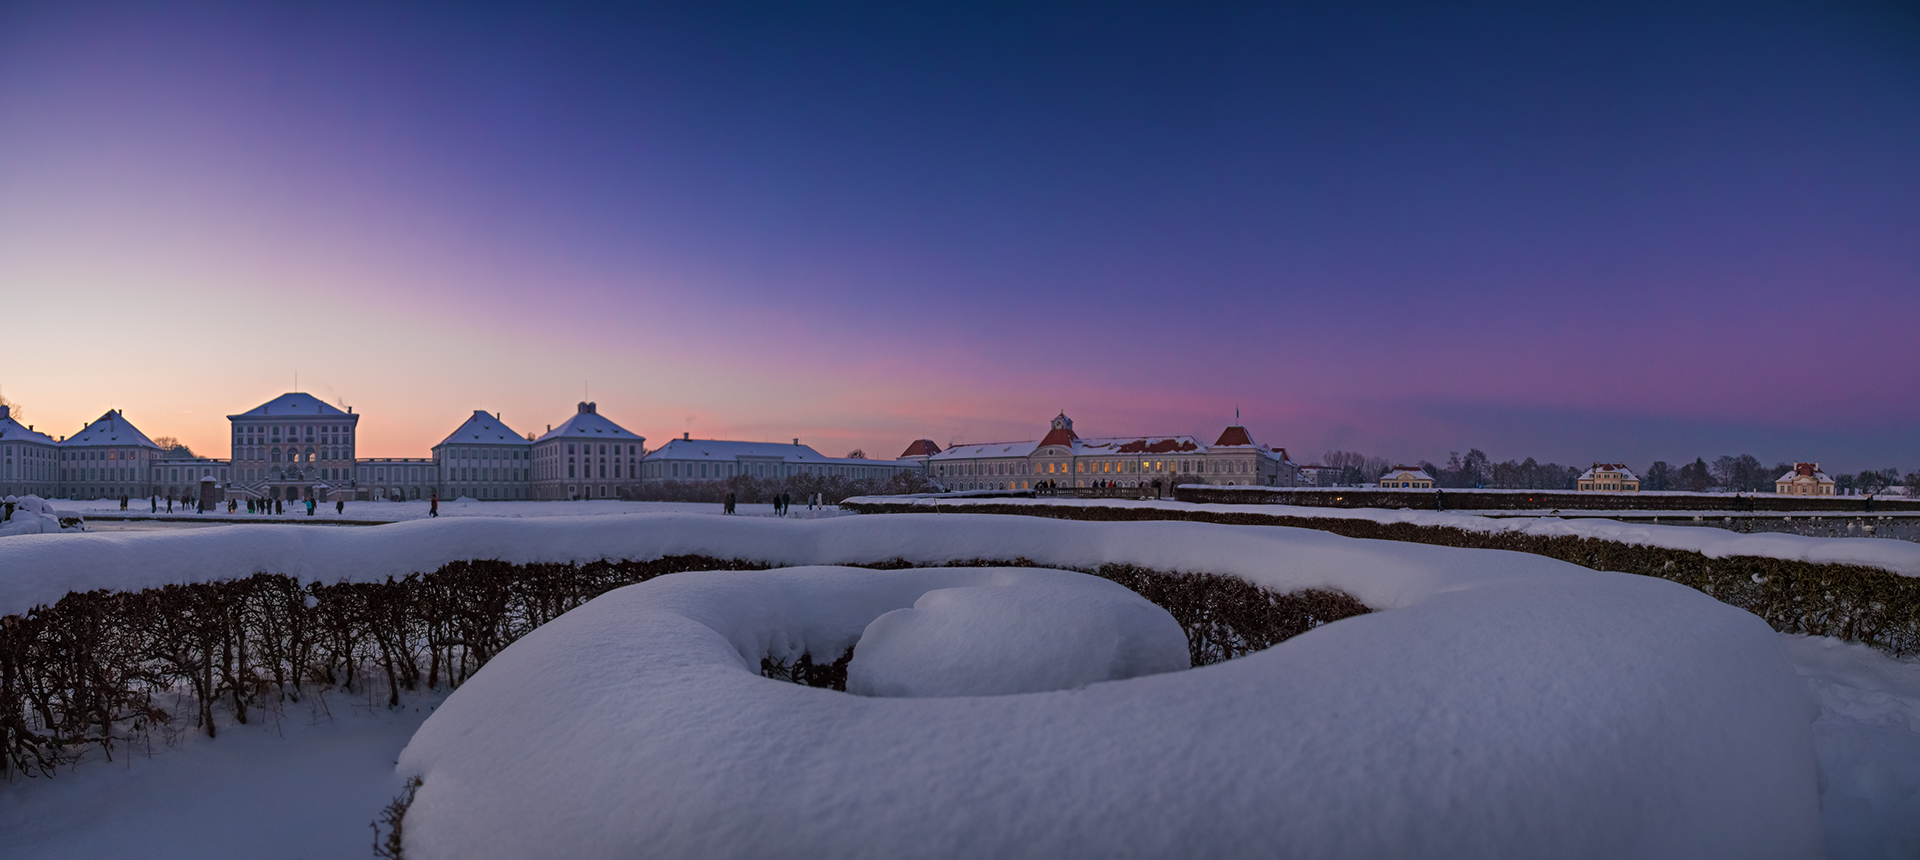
1775 463 1835 496
1577 463 1640 492
1378 467 1434 490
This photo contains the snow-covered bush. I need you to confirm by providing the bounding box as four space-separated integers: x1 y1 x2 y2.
0 495 76 537
0 548 1362 776
847 499 1920 656
396 554 1824 859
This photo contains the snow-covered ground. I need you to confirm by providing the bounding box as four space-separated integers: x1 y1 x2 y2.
0 687 447 860
5 633 1911 859
2 513 1916 857
848 496 1920 576
40 497 844 525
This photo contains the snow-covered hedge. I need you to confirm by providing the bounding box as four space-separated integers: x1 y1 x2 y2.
395 551 1824 858
845 498 1920 656
0 543 1365 776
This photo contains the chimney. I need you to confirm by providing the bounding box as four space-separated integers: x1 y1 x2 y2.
793 438 799 446
683 432 690 441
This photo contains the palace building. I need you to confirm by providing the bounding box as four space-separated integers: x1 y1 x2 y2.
0 405 59 498
433 411 534 501
532 402 645 501
642 435 921 486
227 393 359 502
923 412 1296 491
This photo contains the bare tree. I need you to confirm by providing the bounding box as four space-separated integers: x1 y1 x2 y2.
152 436 195 457
0 393 20 422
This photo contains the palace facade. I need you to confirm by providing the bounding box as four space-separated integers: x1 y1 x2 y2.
921 412 1296 491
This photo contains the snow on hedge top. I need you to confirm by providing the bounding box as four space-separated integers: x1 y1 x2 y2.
0 513 1568 613
397 554 1822 858
846 495 1920 577
846 575 1189 697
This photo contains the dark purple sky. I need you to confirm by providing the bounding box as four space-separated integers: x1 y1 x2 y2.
2 2 1915 471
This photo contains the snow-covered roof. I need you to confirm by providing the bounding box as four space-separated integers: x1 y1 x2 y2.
934 435 1208 461
0 408 57 446
1381 467 1434 481
62 411 160 448
1778 463 1834 484
931 441 1042 461
1579 463 1640 481
228 393 353 419
536 402 642 444
435 411 530 448
646 437 914 468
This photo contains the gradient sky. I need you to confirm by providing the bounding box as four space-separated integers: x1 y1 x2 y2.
2 2 1916 472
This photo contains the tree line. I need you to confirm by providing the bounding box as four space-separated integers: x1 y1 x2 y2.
1323 449 1920 496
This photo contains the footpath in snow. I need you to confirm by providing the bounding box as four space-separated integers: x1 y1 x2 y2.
846 495 1920 577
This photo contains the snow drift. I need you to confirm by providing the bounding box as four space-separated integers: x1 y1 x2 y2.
395 519 1825 859
847 575 1189 698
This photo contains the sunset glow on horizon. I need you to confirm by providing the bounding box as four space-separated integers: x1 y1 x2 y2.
3 2 1915 472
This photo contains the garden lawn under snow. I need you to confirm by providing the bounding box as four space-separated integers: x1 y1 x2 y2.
846 495 1920 576
4 513 1915 856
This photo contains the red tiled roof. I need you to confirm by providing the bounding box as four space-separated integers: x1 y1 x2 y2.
1113 437 1200 454
1212 425 1255 447
1037 426 1078 449
899 439 942 457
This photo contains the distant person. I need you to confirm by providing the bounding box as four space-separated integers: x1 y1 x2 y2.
430 494 440 518
150 495 157 513
276 498 284 515
724 492 736 515
165 496 173 513
336 499 344 515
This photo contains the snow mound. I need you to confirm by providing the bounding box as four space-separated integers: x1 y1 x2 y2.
847 577 1188 697
398 540 1823 858
0 495 74 538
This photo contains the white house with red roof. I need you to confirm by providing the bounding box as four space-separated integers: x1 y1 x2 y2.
1378 467 1435 490
926 412 1296 492
1775 463 1836 496
1576 463 1640 492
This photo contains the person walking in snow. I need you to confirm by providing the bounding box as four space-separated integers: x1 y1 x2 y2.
724 492 736 515
150 495 157 513
165 496 173 513
336 499 344 515
430 494 439 518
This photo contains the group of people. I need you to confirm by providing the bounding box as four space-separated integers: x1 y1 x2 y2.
721 491 827 516
141 494 195 513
